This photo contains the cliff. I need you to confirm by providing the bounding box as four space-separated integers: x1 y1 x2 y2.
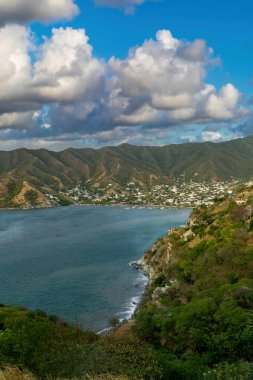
132 185 253 378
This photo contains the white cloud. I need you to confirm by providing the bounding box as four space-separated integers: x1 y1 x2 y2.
33 27 105 102
0 25 105 130
0 111 36 128
94 0 145 14
108 30 246 127
0 26 248 146
201 131 223 141
0 24 35 120
109 30 206 103
0 0 79 24
205 83 244 120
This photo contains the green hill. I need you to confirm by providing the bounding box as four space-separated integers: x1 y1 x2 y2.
133 185 253 378
0 135 253 207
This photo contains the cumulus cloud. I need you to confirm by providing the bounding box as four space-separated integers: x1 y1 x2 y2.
108 30 247 127
33 27 105 103
0 25 105 130
205 83 244 120
0 0 79 24
0 25 35 119
94 0 145 14
0 26 249 147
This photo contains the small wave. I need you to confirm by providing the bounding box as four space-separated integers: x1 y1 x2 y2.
116 272 148 322
116 295 141 322
97 267 149 333
97 326 113 335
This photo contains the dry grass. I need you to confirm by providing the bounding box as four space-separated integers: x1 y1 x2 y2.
0 366 36 380
84 376 131 380
0 367 132 380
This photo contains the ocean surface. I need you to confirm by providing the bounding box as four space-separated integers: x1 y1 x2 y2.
0 205 191 332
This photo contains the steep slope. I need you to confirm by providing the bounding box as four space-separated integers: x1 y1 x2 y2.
133 186 253 378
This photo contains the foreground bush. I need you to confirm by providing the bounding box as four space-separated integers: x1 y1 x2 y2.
81 335 162 379
0 306 161 379
0 306 97 378
202 361 253 379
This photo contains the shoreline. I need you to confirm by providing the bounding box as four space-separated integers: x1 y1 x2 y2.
97 265 149 336
0 202 192 212
112 219 190 335
103 256 156 336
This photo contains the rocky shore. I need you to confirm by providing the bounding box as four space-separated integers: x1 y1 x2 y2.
130 257 155 280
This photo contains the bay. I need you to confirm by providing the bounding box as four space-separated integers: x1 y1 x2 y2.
0 205 191 332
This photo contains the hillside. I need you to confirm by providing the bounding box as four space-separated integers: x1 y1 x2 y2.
133 185 253 378
0 136 253 208
0 306 162 379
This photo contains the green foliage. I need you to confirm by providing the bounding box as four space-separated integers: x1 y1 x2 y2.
133 197 253 377
109 317 119 328
24 190 38 206
82 335 163 379
153 274 168 287
7 180 23 199
0 306 97 378
155 350 203 380
1 180 23 207
58 196 72 206
202 361 253 380
228 272 239 284
0 306 163 379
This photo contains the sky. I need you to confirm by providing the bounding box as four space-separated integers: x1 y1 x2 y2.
0 0 252 150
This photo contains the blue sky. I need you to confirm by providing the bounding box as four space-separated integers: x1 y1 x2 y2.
33 0 253 94
0 0 252 149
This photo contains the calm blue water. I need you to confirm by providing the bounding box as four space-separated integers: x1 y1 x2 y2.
0 206 190 332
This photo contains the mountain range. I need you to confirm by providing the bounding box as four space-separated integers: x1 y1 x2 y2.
0 135 253 207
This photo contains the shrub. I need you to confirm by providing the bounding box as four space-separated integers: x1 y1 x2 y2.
202 361 253 380
24 190 38 206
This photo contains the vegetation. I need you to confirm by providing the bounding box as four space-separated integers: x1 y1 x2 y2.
0 136 253 199
133 189 253 378
0 366 132 380
0 180 23 208
1 187 253 378
24 190 38 206
0 306 162 379
58 196 72 207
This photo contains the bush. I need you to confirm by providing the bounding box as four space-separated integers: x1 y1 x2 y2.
0 307 97 378
202 361 253 380
82 335 163 379
24 190 38 206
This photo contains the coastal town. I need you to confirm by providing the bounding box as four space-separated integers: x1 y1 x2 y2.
47 178 253 208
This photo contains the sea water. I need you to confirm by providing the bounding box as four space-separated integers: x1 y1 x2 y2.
0 205 191 332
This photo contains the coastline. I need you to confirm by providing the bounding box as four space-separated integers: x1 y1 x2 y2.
0 203 192 212
108 251 159 336
98 254 155 336
113 217 191 335
98 265 149 336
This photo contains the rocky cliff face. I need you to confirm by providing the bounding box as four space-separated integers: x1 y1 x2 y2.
139 185 253 308
132 186 253 375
